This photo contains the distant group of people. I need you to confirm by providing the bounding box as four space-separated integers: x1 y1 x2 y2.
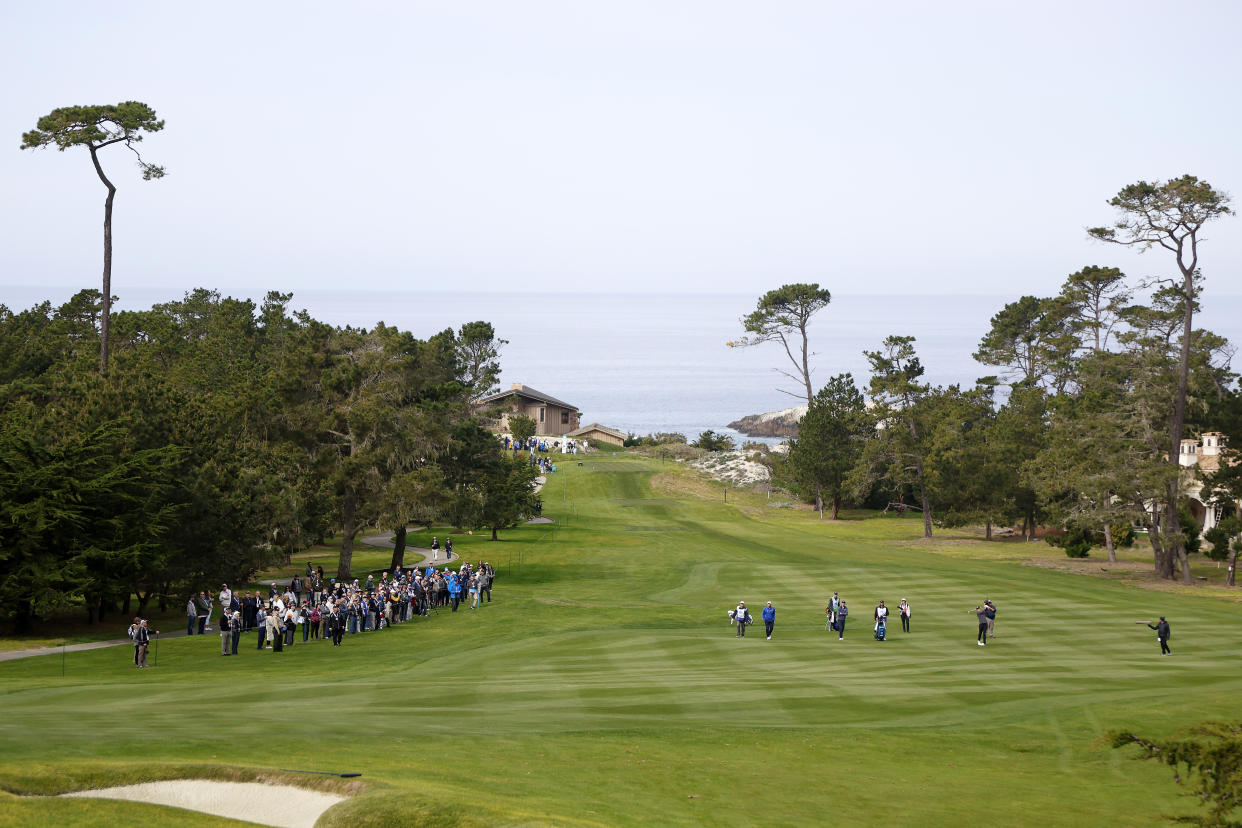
503 436 577 455
176 559 497 659
726 596 1176 656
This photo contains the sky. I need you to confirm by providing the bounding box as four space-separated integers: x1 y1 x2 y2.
2 0 1240 300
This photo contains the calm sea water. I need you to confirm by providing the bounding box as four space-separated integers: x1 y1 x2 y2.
6 287 1242 443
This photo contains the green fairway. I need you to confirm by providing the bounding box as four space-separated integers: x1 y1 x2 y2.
0 454 1235 826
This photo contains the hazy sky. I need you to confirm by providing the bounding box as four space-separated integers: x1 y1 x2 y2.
3 0 1240 299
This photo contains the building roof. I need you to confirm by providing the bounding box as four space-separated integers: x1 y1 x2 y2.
567 423 626 440
476 383 579 411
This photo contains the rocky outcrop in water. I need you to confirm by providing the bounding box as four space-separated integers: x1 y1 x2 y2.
728 404 806 438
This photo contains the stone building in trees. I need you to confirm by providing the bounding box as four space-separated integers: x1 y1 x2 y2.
1178 432 1241 534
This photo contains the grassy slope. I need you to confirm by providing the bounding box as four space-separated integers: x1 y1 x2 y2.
0 454 1235 826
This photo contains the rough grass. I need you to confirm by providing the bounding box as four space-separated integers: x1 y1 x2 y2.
0 453 1235 826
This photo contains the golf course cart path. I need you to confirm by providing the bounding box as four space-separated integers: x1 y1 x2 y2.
0 629 192 662
62 779 345 828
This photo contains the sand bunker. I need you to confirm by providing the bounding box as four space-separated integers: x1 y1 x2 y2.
62 779 346 827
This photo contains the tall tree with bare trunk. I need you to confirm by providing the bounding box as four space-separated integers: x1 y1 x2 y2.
20 102 166 373
1089 175 1233 582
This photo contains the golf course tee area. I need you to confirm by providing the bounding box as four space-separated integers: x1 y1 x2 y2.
0 453 1235 826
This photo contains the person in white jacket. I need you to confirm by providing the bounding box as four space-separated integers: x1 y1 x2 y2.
899 598 911 633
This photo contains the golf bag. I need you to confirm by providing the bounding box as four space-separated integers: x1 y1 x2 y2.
874 620 886 641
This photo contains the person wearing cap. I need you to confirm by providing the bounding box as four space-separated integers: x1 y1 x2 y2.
828 592 840 630
220 609 232 655
974 605 988 646
1147 617 1172 655
230 611 242 654
328 605 345 646
134 619 156 667
129 617 142 664
735 601 749 637
899 598 911 633
186 595 198 636
874 600 888 628
762 602 776 640
836 601 849 640
255 603 267 649
983 600 997 638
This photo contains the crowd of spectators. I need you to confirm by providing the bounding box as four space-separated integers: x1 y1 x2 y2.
186 560 497 655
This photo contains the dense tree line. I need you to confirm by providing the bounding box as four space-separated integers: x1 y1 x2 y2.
774 176 1239 581
0 289 532 630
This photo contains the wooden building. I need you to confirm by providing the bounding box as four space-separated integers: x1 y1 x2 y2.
568 423 627 447
475 383 582 437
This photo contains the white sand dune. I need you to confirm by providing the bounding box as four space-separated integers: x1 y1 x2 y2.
62 779 346 828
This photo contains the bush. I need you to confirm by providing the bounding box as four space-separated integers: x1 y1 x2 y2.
694 430 735 452
624 431 687 447
1046 523 1094 558
629 442 705 461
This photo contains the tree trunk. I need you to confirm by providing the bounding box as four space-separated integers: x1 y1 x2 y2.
920 488 933 538
1228 548 1237 587
337 486 357 581
1147 507 1174 578
88 145 116 373
121 592 132 615
1103 522 1116 563
389 526 407 571
985 521 992 541
831 497 841 521
1177 543 1193 585
1158 267 1196 580
1027 507 1037 541
491 526 499 541
158 582 170 612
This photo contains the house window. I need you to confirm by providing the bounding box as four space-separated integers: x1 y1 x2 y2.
539 407 545 423
561 411 569 425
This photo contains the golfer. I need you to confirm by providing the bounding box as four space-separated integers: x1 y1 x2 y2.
974 605 988 646
1147 616 1172 655
762 602 775 639
836 602 848 640
899 598 911 633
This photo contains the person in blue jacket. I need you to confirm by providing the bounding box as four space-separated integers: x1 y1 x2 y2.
836 602 849 640
447 572 461 611
762 601 776 639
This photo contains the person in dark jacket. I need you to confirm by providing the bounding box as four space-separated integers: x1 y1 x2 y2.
836 602 849 640
974 606 988 646
1148 617 1172 655
229 611 241 654
328 608 345 646
762 602 776 639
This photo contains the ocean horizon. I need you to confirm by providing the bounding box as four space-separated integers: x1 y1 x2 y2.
5 285 1241 444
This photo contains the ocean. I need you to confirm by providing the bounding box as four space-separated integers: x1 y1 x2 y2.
5 287 1242 444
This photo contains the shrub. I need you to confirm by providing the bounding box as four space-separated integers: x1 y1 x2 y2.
694 430 735 452
1046 523 1093 558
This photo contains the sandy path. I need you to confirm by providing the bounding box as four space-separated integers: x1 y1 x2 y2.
62 779 345 828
